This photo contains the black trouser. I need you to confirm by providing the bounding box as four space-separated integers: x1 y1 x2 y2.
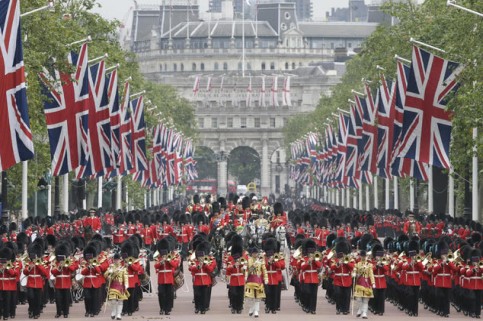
275 283 282 310
83 287 100 315
193 285 210 312
10 287 18 316
335 286 351 313
55 288 71 316
123 288 137 314
158 284 174 313
372 288 385 314
265 284 277 311
406 286 419 315
302 283 318 312
471 290 481 317
27 288 43 316
0 290 14 318
229 286 244 311
435 287 450 315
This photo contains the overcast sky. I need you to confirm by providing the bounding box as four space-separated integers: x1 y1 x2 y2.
92 0 351 22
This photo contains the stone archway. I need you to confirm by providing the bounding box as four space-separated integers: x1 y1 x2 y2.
194 146 217 179
228 146 261 186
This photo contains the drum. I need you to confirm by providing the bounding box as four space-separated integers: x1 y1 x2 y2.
174 272 184 290
20 272 27 287
75 273 84 285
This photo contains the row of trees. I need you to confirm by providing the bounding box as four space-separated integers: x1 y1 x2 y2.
5 0 196 211
284 0 482 213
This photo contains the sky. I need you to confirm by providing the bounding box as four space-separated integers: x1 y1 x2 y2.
92 0 351 22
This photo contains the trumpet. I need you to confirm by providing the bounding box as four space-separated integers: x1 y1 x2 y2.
160 253 173 263
202 256 213 265
311 251 322 261
34 258 44 266
342 254 353 265
238 257 247 266
89 258 99 267
273 253 283 262
153 250 160 259
125 257 137 265
64 258 72 267
0 261 13 271
377 256 389 266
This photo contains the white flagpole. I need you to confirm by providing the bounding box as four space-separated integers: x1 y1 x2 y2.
341 188 346 207
374 176 378 209
428 166 434 212
335 189 339 206
449 168 455 217
385 178 390 209
22 161 28 219
410 179 415 211
116 176 121 210
346 188 350 208
472 127 479 221
353 190 357 209
47 179 52 216
97 177 103 209
63 174 69 214
393 177 399 210
358 186 363 210
365 185 370 210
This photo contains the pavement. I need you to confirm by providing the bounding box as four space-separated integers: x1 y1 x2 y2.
13 261 468 321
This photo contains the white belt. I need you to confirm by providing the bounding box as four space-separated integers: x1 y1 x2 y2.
267 271 277 274
158 270 171 273
0 278 11 280
468 276 482 279
436 274 451 277
28 275 42 278
84 275 97 278
128 275 136 278
406 271 419 274
335 273 349 276
56 275 70 278
232 273 244 276
374 275 385 278
305 270 317 273
195 273 208 276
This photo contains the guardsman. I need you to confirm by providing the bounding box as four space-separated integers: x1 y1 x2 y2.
263 238 285 314
370 244 388 316
225 236 247 314
0 247 20 320
189 242 217 314
298 239 321 314
399 240 424 317
51 243 79 318
84 209 101 234
330 238 354 315
154 239 180 315
24 241 49 319
121 241 144 317
81 244 103 317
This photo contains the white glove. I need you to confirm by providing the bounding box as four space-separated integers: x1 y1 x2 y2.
372 284 376 289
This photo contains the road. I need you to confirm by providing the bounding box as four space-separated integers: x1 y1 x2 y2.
14 261 465 320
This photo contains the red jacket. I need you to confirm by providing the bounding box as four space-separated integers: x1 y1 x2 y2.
299 257 321 284
81 265 103 288
189 257 217 286
154 256 180 285
372 261 389 289
23 264 49 289
83 216 101 232
265 257 285 285
432 261 455 288
400 259 424 286
331 261 355 287
126 261 144 288
113 225 126 244
226 256 247 286
0 263 20 291
460 264 483 290
51 261 79 289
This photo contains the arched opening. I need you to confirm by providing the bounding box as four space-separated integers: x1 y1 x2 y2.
228 146 260 186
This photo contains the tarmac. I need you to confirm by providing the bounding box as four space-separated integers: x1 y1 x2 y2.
13 261 468 321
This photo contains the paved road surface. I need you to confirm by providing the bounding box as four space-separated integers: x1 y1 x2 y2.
14 261 464 321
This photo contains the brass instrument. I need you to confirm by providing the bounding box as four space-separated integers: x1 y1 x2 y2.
125 257 136 265
34 258 44 266
0 261 14 271
311 251 322 261
202 256 213 265
377 256 389 266
273 253 283 262
238 257 247 266
342 254 352 264
90 258 99 267
415 254 423 262
64 258 72 267
398 251 406 259
421 253 432 266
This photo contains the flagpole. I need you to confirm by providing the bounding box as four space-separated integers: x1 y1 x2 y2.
346 188 350 208
353 189 357 209
116 176 121 210
97 177 103 209
410 179 415 211
365 185 370 210
82 179 86 210
472 127 479 221
448 168 455 217
47 174 52 217
63 174 69 214
385 178 390 209
428 166 434 212
358 186 363 210
22 161 28 219
373 176 378 209
341 188 346 207
393 177 399 210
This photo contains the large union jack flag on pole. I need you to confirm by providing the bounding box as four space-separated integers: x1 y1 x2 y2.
118 81 133 175
0 0 34 171
40 43 90 176
129 96 147 173
398 46 463 170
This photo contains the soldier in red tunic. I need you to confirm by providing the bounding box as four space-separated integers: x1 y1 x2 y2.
189 242 217 314
0 247 20 320
51 243 79 318
263 238 286 314
121 241 144 317
24 242 49 319
225 236 247 314
154 238 180 315
81 244 103 317
330 238 354 315
370 244 389 316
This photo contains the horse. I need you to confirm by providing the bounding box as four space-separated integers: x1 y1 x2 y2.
275 225 289 252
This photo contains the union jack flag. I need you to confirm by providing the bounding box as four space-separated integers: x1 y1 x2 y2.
76 61 112 178
391 61 430 181
0 0 34 171
40 43 90 176
130 96 147 173
358 84 378 175
107 69 120 174
398 46 463 170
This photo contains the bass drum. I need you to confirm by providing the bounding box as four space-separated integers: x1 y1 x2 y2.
174 271 184 291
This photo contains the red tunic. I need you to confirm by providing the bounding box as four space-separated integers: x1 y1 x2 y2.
154 256 180 285
51 261 79 289
23 264 49 289
0 263 20 291
189 258 217 286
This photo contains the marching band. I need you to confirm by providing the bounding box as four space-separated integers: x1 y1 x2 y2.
0 194 480 320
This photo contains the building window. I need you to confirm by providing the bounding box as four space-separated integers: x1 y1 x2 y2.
275 175 280 194
180 63 184 72
212 118 217 128
164 63 167 71
173 63 177 72
214 62 219 70
227 117 233 128
270 62 275 70
254 118 260 128
247 62 252 70
159 64 163 71
270 118 276 128
348 42 352 48
285 62 289 70
192 63 197 71
198 118 204 129
241 117 247 128
223 62 228 71
292 62 296 69
283 117 288 126
201 63 205 71
261 62 266 70
238 62 242 71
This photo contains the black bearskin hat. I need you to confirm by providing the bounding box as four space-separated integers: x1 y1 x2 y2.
83 245 97 260
335 239 351 255
407 240 420 256
326 233 337 248
218 197 227 210
8 222 17 232
156 239 171 255
231 243 243 259
371 243 384 258
263 238 278 255
161 214 170 224
195 241 211 258
302 238 317 255
212 202 220 214
120 241 137 258
178 214 187 225
435 240 449 259
273 202 283 215
359 234 374 251
193 194 200 204
0 247 13 261
241 196 250 210
55 243 70 258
